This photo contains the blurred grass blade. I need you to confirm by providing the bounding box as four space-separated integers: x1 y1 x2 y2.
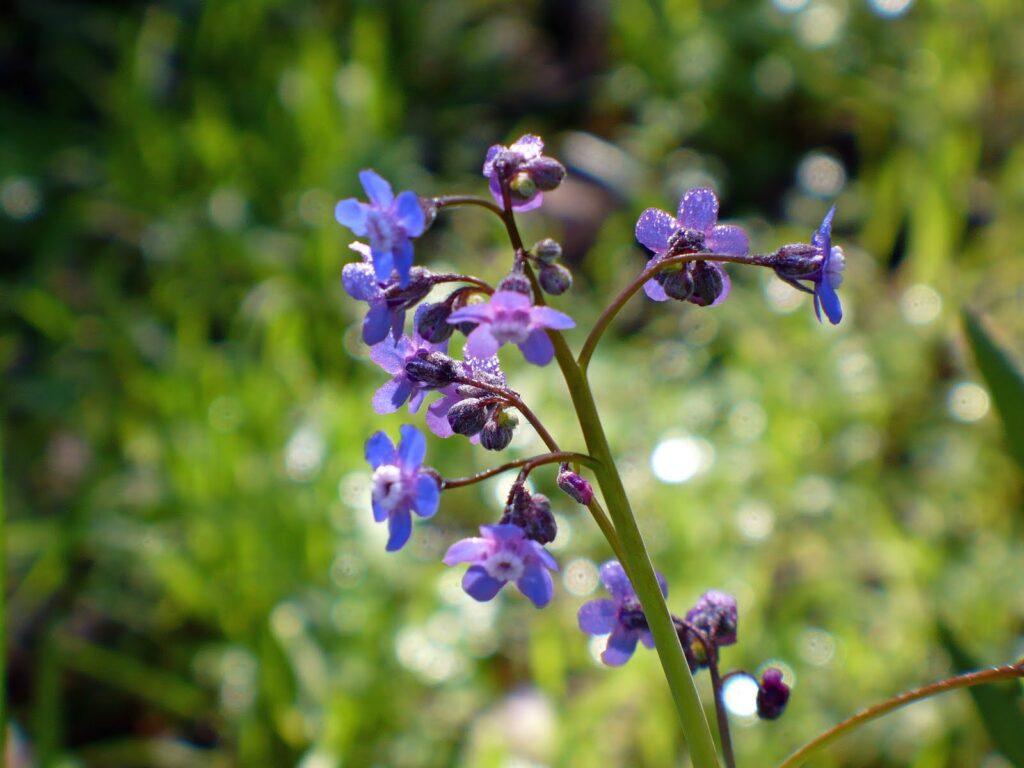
963 309 1024 470
938 622 1024 767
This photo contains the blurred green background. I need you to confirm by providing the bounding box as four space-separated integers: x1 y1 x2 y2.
3 0 1023 766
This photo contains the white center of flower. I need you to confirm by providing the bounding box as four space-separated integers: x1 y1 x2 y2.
371 465 406 511
489 307 532 345
827 245 845 288
483 550 525 582
365 209 397 252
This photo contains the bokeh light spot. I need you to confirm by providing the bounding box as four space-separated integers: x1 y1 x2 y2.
947 382 990 422
562 558 599 596
869 0 913 17
900 284 942 324
650 435 714 484
722 674 760 717
797 151 847 198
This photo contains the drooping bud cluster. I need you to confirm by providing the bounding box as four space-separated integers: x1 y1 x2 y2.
501 484 557 544
483 135 566 212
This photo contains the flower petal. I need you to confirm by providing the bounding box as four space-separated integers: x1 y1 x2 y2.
528 540 559 571
397 424 426 469
639 630 656 649
393 239 414 288
414 473 439 518
370 246 395 283
371 378 405 415
602 628 639 666
678 187 719 232
385 509 412 552
335 199 367 235
816 281 843 325
643 276 669 302
511 192 544 212
578 598 618 635
364 431 396 469
462 565 505 601
812 205 836 250
517 563 554 608
394 191 425 237
510 134 544 158
359 169 394 207
443 537 490 565
464 325 500 359
362 302 392 345
706 224 749 256
371 498 388 523
342 262 380 301
531 306 576 330
518 329 554 366
447 304 492 324
635 208 676 253
600 561 634 602
425 394 458 438
369 338 408 374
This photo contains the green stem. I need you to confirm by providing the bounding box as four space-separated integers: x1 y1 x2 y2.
778 661 1024 768
578 252 775 374
0 418 6 762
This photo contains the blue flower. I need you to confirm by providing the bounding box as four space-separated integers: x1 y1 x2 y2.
443 524 558 608
336 170 426 287
365 425 440 552
577 561 668 666
342 243 431 344
773 206 845 325
635 187 749 306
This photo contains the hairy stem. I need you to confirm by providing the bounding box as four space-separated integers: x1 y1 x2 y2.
442 451 598 489
433 194 504 217
578 252 775 374
778 661 1024 768
492 186 720 764
452 376 560 453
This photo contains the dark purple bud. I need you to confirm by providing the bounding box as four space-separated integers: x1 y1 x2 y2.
660 267 694 302
405 351 458 388
501 487 557 544
557 464 593 505
772 242 821 279
538 263 572 296
666 228 706 256
414 302 455 344
685 590 738 647
480 409 517 451
756 668 790 720
496 271 534 297
446 398 489 436
688 261 726 307
533 238 562 264
672 617 712 672
509 171 538 203
383 267 433 311
524 156 566 191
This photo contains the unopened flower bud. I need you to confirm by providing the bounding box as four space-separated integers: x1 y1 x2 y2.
538 263 572 295
533 238 563 263
480 409 517 451
525 156 566 191
510 171 537 202
405 351 458 388
497 272 533 297
660 267 694 301
688 261 726 307
773 242 820 279
557 464 593 505
446 398 489 436
383 267 433 310
685 590 738 647
666 227 706 256
414 302 455 343
501 487 557 544
756 668 790 720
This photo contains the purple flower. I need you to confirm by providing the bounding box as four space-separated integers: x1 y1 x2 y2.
443 524 558 608
369 334 450 415
482 135 566 212
343 243 431 344
335 170 426 287
365 425 440 552
686 589 738 647
446 290 575 366
425 355 506 439
635 187 749 306
756 668 791 720
577 561 668 667
773 206 844 325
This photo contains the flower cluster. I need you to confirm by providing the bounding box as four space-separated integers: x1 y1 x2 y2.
579 560 789 720
338 133 843 742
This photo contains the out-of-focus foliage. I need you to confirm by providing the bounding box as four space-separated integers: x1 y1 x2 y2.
2 1 1022 766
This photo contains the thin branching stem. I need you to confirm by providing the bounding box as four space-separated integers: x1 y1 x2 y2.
679 619 736 768
578 251 776 374
442 451 598 489
428 273 494 293
451 376 560 453
433 194 504 217
778 660 1024 768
